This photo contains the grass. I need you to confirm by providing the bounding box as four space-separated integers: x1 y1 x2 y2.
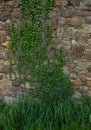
0 96 91 130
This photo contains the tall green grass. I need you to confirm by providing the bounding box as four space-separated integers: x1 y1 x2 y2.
0 100 7 130
0 97 91 130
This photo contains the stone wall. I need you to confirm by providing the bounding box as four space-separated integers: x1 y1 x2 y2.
0 0 22 100
0 0 91 100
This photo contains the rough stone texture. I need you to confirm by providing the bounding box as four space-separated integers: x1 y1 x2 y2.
0 81 12 90
0 11 10 22
67 17 84 26
0 31 7 43
0 0 91 99
68 46 85 60
11 9 21 19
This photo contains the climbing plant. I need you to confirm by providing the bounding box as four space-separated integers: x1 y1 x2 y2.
9 0 73 104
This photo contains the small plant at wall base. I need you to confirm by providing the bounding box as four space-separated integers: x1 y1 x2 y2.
9 0 73 103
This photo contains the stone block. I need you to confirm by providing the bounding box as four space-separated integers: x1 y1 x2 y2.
67 17 84 26
87 66 91 72
87 91 91 97
4 96 18 104
84 24 91 33
84 52 91 60
73 91 82 99
12 79 21 87
68 0 84 6
0 65 10 74
86 0 91 5
85 16 91 24
11 9 21 19
87 39 91 44
6 1 14 6
87 81 91 87
1 41 9 47
68 45 85 60
0 31 7 43
0 11 10 22
1 22 9 31
0 81 12 90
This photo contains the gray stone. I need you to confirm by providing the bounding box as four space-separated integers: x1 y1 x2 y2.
84 24 91 33
58 18 66 25
12 80 20 87
85 16 91 24
71 39 77 45
6 1 14 6
25 82 30 89
16 91 23 98
87 39 91 44
68 0 84 6
73 91 82 99
0 11 10 22
4 96 18 104
87 0 91 5
0 75 3 80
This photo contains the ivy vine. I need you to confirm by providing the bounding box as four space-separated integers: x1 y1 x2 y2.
10 0 73 103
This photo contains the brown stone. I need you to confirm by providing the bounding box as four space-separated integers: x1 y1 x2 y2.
0 11 10 22
60 9 91 18
74 79 81 86
68 45 85 60
0 49 8 59
74 85 80 90
11 9 21 19
84 52 91 60
1 41 9 47
2 22 9 31
76 10 91 17
85 73 91 78
0 81 12 90
87 66 91 72
62 0 68 6
55 0 62 6
51 18 58 30
78 39 86 45
0 31 7 43
60 9 76 18
81 79 87 86
67 17 84 26
0 65 10 74
5 50 16 59
2 90 13 97
81 86 88 91
78 73 91 80
4 60 10 66
87 81 91 87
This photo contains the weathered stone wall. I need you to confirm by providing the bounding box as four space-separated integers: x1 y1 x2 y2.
0 0 91 100
0 0 22 100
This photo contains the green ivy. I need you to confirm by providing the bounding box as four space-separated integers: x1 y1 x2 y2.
10 0 73 104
